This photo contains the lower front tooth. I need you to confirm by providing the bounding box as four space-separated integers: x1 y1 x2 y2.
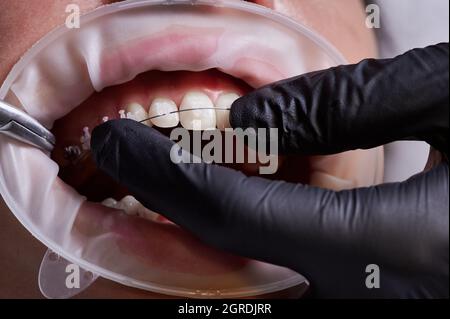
215 93 239 130
309 172 355 191
102 196 159 221
118 195 140 215
136 205 159 221
149 98 179 128
180 91 216 130
101 198 118 208
126 102 150 126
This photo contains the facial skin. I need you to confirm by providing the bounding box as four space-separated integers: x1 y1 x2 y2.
0 0 378 298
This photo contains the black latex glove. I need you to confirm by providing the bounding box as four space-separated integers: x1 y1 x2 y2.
91 43 449 298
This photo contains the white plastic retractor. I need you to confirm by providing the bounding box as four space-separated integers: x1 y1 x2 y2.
38 249 99 299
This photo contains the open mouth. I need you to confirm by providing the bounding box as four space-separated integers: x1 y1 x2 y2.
51 68 308 214
53 68 253 213
0 2 383 293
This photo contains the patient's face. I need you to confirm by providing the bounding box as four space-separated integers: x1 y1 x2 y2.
0 0 380 298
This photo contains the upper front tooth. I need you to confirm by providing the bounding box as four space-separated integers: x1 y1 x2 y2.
215 93 240 130
148 98 179 128
180 91 216 130
126 102 150 126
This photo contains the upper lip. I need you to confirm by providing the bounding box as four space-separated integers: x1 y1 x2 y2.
95 24 285 91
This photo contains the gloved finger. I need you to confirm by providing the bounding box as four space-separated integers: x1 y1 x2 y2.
230 43 449 156
91 119 448 298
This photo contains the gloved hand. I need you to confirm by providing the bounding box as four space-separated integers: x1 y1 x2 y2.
91 43 449 298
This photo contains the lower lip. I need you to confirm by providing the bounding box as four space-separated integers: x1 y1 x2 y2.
76 201 250 276
72 200 308 298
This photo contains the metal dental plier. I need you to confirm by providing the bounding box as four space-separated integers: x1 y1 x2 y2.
0 99 55 152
